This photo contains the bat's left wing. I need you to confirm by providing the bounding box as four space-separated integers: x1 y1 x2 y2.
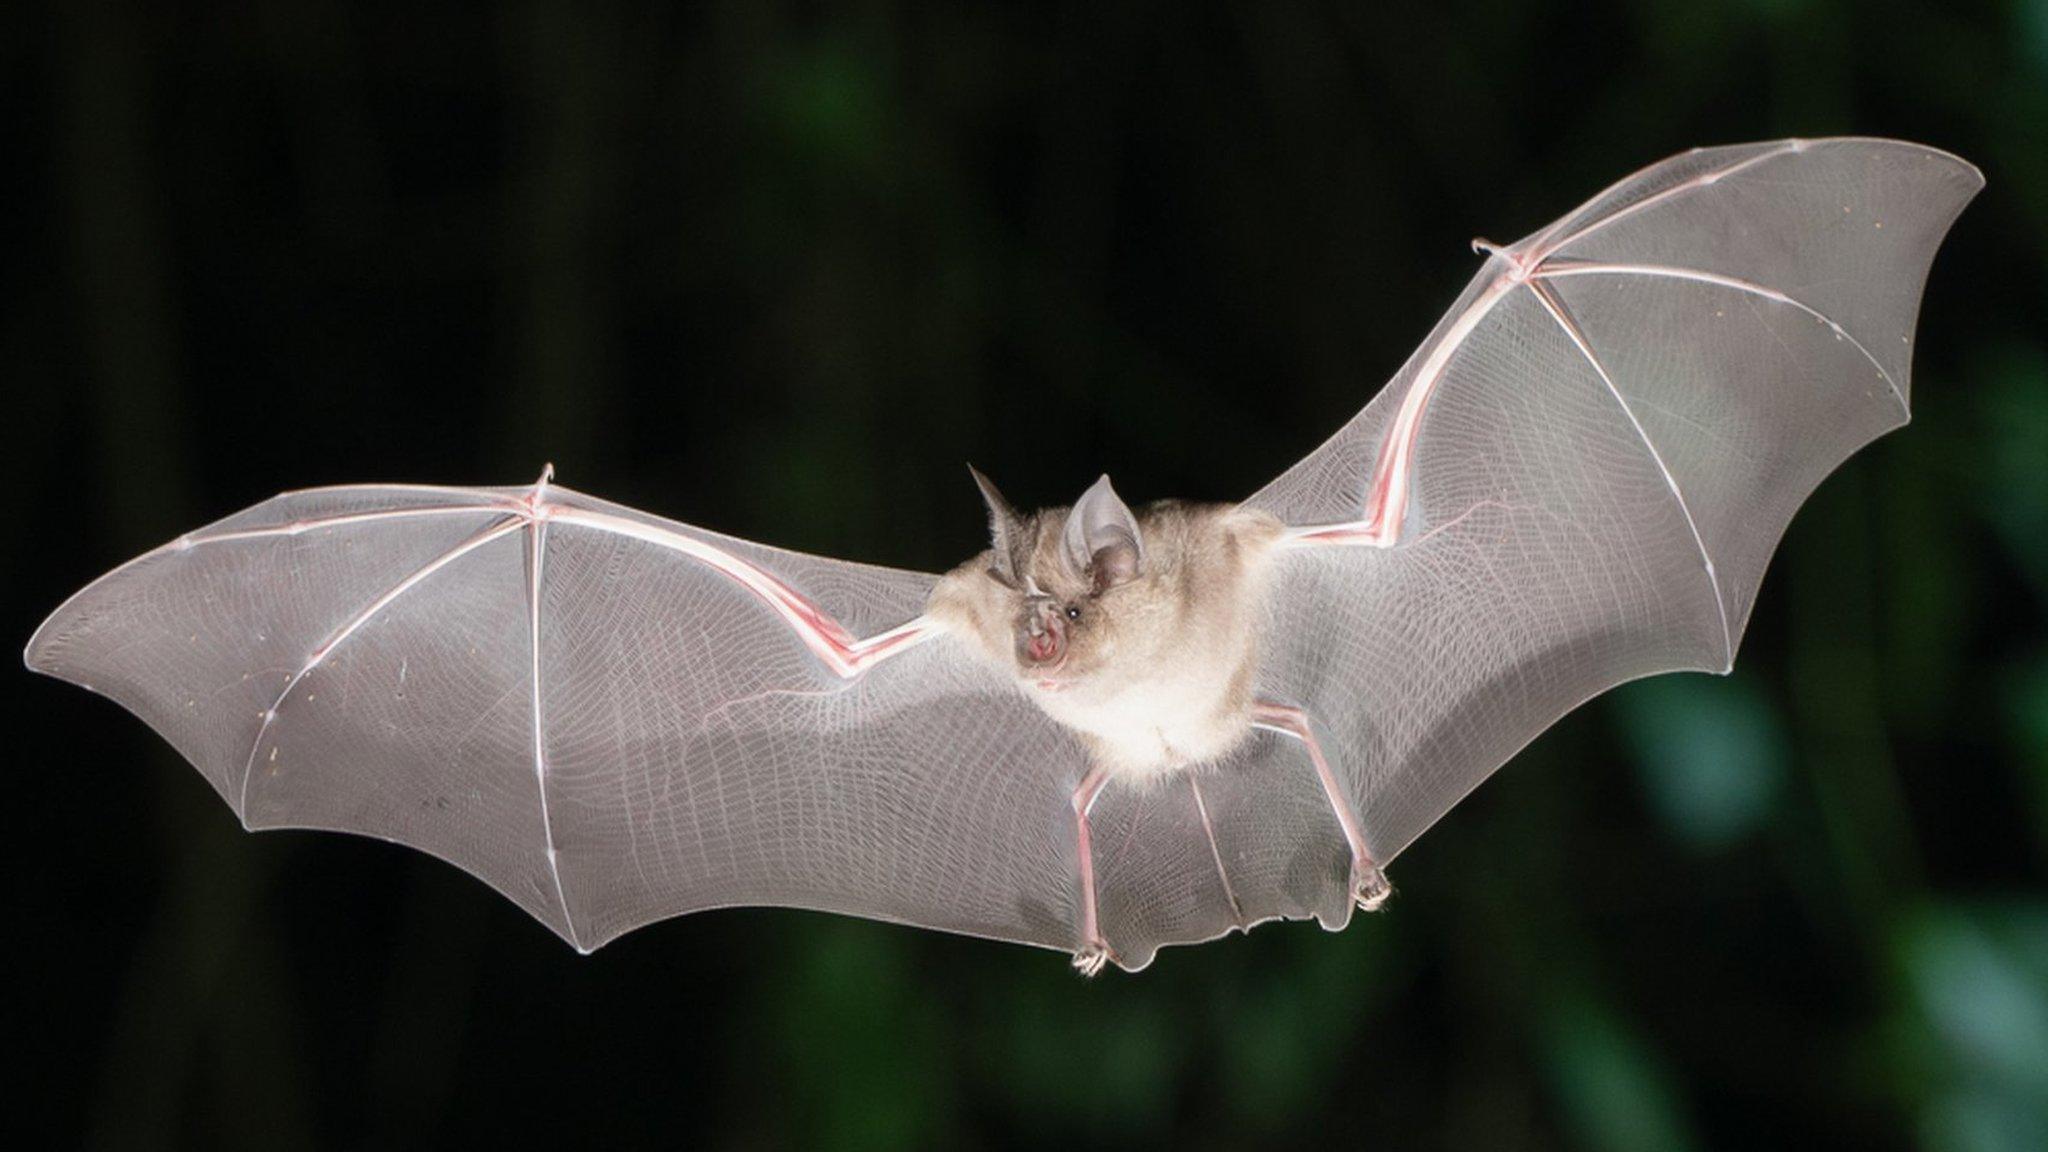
1189 138 1983 961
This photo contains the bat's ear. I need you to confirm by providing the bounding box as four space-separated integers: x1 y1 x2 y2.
968 465 1026 585
1063 474 1144 593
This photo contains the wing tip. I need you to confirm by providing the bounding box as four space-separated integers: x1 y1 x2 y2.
22 615 52 674
24 597 85 680
1675 136 1983 198
1798 135 1984 193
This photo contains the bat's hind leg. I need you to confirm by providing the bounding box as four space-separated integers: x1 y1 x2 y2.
1070 764 1117 976
1252 701 1393 913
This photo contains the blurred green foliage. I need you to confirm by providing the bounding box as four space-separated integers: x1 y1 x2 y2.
7 0 2046 1148
1894 903 2048 1152
1614 676 1789 852
1540 988 1699 1152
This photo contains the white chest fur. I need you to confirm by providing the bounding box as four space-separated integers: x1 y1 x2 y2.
1031 654 1252 779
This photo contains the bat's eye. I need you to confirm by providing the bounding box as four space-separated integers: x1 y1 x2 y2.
1065 605 1081 621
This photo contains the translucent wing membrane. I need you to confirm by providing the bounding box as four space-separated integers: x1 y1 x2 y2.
27 138 1978 970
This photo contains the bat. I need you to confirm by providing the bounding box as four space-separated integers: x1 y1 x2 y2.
26 138 1980 974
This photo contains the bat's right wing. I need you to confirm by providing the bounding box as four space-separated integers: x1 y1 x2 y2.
26 479 1101 956
1228 138 1980 915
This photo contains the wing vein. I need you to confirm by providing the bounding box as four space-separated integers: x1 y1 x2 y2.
545 507 938 675
1534 261 1907 415
1527 279 1734 670
236 515 526 819
186 504 510 548
1528 142 1799 261
1188 776 1244 925
527 498 580 950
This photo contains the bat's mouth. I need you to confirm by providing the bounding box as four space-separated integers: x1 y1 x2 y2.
1026 630 1062 663
1020 608 1067 679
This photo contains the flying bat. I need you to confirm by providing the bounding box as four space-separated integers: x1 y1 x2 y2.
26 138 1980 973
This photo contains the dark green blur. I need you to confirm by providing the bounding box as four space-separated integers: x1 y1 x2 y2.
7 1 2045 1148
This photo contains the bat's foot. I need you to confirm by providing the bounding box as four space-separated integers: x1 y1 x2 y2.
1351 862 1393 912
1071 940 1116 977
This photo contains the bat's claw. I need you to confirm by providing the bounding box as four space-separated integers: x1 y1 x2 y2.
1352 862 1393 912
1071 940 1116 977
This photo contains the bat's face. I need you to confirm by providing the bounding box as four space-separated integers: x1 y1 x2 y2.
966 471 1149 692
1000 545 1120 688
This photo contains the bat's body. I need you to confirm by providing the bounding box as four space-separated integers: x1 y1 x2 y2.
929 485 1296 970
28 139 1980 973
929 486 1282 780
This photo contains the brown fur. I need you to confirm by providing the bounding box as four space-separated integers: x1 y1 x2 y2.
928 498 1284 779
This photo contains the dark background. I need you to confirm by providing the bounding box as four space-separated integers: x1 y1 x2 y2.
9 1 2046 1148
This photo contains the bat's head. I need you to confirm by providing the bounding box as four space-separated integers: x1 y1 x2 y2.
969 468 1148 689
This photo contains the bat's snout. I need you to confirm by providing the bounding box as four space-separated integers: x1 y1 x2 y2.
1019 603 1067 668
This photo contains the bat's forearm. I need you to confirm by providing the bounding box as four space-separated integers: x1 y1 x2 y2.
535 505 941 678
